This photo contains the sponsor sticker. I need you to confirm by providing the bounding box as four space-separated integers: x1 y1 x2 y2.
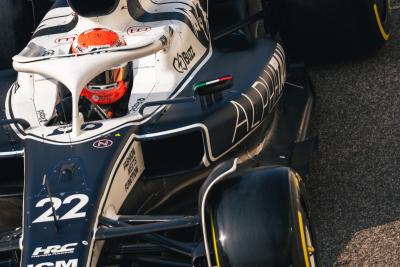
32 243 78 258
104 140 144 210
54 35 77 45
37 110 47 123
123 144 143 192
42 50 55 56
127 26 151 35
27 259 78 267
131 98 146 113
173 46 196 73
93 139 113 149
230 46 286 144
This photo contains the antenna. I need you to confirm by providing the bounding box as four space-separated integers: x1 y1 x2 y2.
56 90 74 157
43 174 60 231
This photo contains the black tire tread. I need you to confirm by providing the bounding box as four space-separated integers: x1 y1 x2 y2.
276 0 390 61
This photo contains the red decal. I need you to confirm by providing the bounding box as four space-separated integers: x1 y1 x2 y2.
55 35 77 44
127 26 151 35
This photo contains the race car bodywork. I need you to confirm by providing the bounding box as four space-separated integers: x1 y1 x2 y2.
0 0 317 266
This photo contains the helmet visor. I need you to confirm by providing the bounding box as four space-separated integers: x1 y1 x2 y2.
87 63 129 90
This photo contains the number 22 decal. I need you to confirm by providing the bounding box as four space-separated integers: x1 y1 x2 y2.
33 194 89 223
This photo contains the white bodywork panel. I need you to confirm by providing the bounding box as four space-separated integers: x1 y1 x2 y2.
9 0 212 143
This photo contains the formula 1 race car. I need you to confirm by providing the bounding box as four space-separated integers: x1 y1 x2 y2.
0 0 390 266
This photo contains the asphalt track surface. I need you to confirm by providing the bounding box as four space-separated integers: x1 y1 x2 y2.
1 4 400 267
307 4 400 266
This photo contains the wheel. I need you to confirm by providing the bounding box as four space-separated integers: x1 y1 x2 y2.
273 0 391 61
294 205 318 267
209 0 258 51
0 198 22 231
0 0 33 69
201 167 319 267
304 221 317 267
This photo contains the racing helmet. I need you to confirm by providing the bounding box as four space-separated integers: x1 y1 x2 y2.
71 28 130 106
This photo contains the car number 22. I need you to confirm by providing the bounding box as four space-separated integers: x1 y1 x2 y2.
32 194 89 223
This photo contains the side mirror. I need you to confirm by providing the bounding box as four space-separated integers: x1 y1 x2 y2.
193 75 233 108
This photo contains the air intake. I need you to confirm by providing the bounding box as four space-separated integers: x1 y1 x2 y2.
68 0 120 17
141 131 205 178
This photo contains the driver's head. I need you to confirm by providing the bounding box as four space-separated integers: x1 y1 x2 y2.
71 28 130 106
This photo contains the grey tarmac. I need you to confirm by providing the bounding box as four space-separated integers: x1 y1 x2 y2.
308 3 400 266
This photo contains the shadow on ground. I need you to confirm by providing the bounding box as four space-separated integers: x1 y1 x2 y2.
307 8 400 267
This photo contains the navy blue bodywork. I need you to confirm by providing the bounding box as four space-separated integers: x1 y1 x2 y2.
0 0 318 266
21 127 132 266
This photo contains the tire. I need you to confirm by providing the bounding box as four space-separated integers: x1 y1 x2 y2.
0 198 22 231
209 0 258 51
274 0 391 61
202 167 319 267
0 0 33 69
293 204 318 267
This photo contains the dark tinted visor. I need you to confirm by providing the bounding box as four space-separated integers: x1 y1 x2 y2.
87 63 129 89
